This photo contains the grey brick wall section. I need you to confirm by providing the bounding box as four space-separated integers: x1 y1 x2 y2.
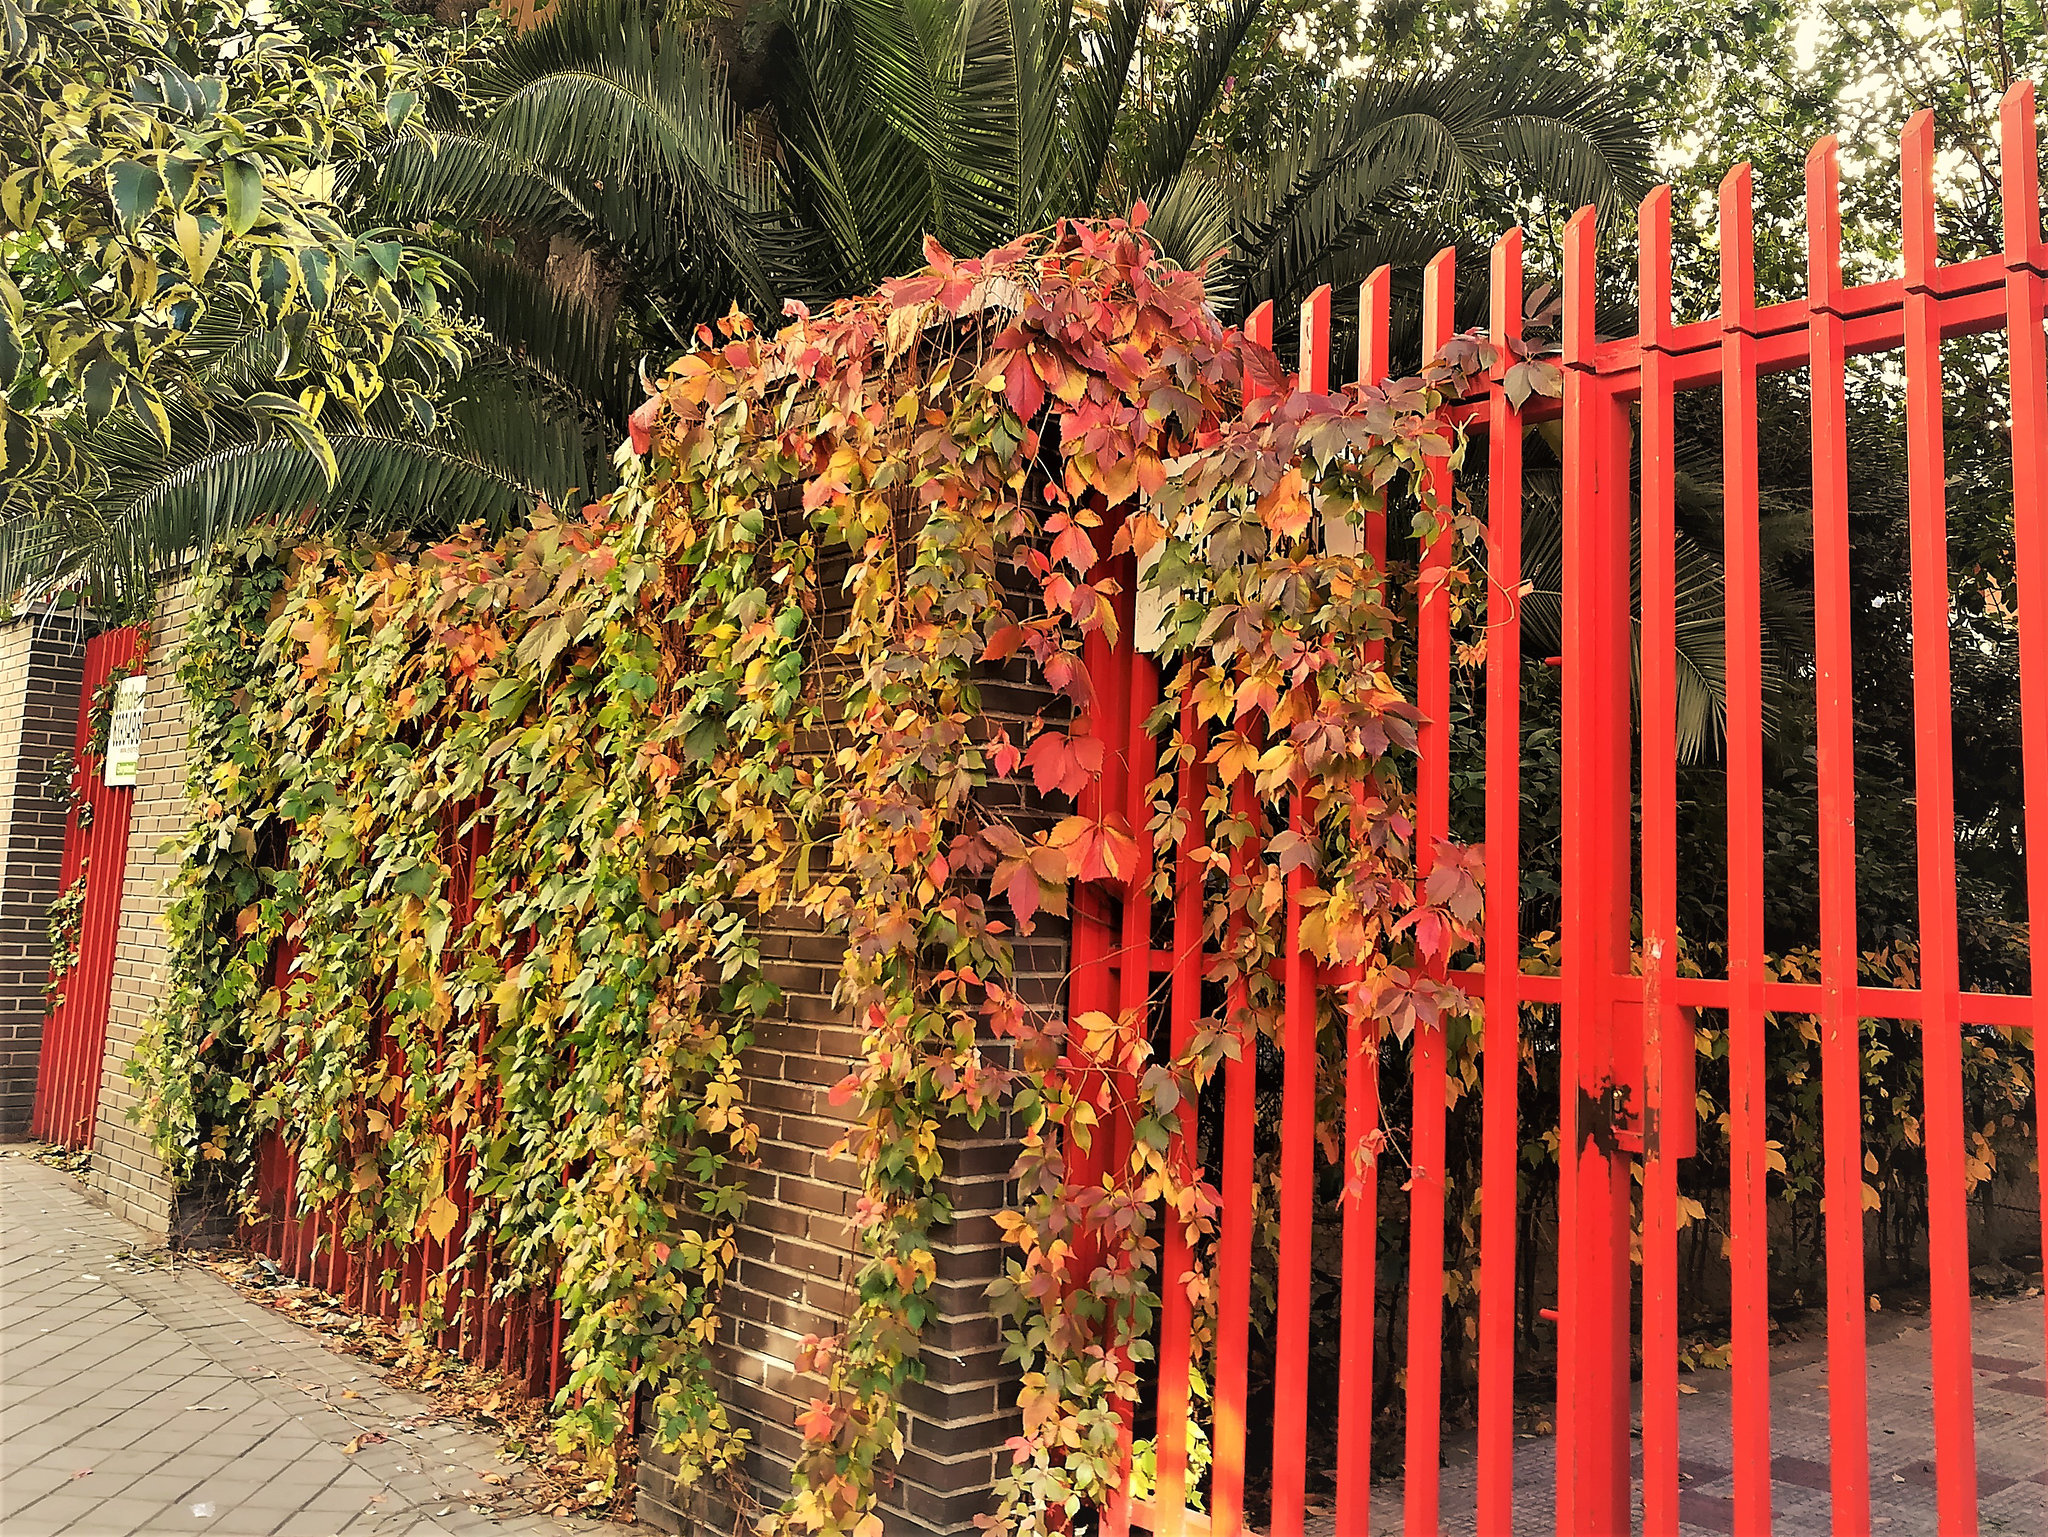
0 617 89 1139
91 574 199 1231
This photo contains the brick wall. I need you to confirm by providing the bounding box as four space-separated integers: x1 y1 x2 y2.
638 895 1062 1537
91 574 199 1231
637 532 1065 1533
0 617 89 1139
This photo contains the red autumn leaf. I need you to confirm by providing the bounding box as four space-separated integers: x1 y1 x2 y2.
1006 861 1040 927
796 1399 839 1442
1048 517 1097 574
627 394 663 455
989 732 1023 779
1023 731 1104 799
1259 466 1313 537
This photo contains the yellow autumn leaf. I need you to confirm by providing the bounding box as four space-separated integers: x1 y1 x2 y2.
423 1193 460 1245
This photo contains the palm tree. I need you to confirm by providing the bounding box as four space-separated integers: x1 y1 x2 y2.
364 0 1656 428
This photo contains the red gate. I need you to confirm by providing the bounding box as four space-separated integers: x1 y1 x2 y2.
31 625 143 1150
1103 86 2048 1536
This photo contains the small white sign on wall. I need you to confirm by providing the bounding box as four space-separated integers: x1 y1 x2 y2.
103 674 147 788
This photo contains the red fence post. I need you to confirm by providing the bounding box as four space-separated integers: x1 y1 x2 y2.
1901 108 1982 1533
2000 78 2048 1472
1805 132 1876 1534
1636 179 1684 1537
1475 224 1526 1537
1556 203 1633 1537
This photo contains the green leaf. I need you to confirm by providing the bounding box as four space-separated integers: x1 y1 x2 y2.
81 356 121 425
256 251 295 322
50 141 117 188
299 247 331 311
162 155 199 210
108 160 164 231
0 167 43 229
384 89 417 133
222 157 264 236
126 380 172 453
0 277 20 382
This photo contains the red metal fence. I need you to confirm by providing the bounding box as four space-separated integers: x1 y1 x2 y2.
237 809 571 1402
31 625 142 1150
1097 87 2048 1536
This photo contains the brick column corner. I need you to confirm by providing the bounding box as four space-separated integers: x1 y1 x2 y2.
636 585 1063 1534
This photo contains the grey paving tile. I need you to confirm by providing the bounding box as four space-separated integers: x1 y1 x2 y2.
2 1159 636 1537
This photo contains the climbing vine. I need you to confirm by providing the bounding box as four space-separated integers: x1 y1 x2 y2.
44 858 88 1012
142 215 1497 1525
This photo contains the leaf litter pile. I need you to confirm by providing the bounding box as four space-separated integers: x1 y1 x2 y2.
200 1250 640 1524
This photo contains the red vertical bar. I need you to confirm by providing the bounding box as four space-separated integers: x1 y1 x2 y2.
324 1206 343 1296
549 1295 565 1400
505 1293 528 1386
1901 108 1979 1532
1402 247 1454 1537
1298 284 1331 394
1358 267 1391 389
1332 267 1391 1537
1151 688 1206 1537
1475 226 1525 1536
1211 298 1270 1537
1556 204 1632 1537
1270 785 1316 1537
1638 183 1684 1537
1719 162 1775 1537
1103 633 1155 1537
1270 286 1330 1537
480 1246 501 1371
289 1153 310 1281
1068 613 1118 1281
1806 135 1874 1536
2000 78 2048 1467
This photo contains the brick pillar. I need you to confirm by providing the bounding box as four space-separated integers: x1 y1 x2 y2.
636 907 1060 1537
0 616 89 1139
637 606 1062 1533
90 574 199 1232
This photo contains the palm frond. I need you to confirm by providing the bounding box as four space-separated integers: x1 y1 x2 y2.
358 130 604 241
27 387 587 604
443 240 637 415
1061 0 1142 216
1133 167 1236 285
774 0 945 289
1117 0 1264 197
475 0 779 310
1230 61 1654 321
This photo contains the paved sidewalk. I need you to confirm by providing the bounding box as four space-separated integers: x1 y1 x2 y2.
1 1154 653 1537
1352 1282 2048 1534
